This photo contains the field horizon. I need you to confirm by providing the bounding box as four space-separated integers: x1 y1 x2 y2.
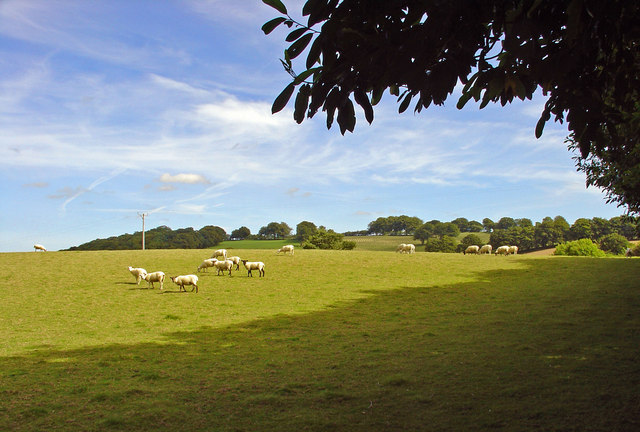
1 248 638 431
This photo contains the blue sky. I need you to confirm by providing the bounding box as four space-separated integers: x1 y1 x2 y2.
0 0 624 252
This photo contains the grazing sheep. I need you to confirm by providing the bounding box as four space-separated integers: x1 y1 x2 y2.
277 244 295 255
241 259 265 277
396 243 416 254
464 245 480 255
212 258 233 276
34 244 47 252
128 266 147 285
211 249 227 260
197 258 216 272
508 245 519 255
495 245 510 255
479 244 492 255
227 256 242 270
144 271 165 290
170 275 199 293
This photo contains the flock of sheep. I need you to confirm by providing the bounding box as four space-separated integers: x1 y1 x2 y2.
126 245 295 293
463 244 519 255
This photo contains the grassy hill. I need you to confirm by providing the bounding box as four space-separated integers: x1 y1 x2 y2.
1 249 638 431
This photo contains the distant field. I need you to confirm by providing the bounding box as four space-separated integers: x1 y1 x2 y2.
220 232 492 252
1 249 638 431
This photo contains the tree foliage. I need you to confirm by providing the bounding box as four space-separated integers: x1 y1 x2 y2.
258 221 292 239
263 0 640 213
67 225 227 251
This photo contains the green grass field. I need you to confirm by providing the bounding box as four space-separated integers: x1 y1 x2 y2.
1 249 638 431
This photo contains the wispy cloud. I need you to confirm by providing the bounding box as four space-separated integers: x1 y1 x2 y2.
159 173 210 185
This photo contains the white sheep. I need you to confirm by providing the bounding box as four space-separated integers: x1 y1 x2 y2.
464 245 480 255
479 244 492 255
227 256 242 270
241 259 265 277
276 244 295 255
34 244 47 252
396 243 416 254
144 271 165 290
128 266 148 285
197 258 217 272
211 249 227 260
495 245 510 255
508 245 519 255
212 258 233 276
170 275 199 293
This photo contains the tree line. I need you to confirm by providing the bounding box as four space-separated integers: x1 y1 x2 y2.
362 214 638 254
67 214 637 252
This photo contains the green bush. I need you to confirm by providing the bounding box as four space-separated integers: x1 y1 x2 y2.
598 233 630 255
425 236 458 253
554 239 606 257
341 240 357 250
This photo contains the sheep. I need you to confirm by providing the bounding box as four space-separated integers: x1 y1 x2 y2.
227 256 242 270
276 244 295 255
197 258 217 272
508 245 519 255
479 244 492 255
128 266 147 285
212 258 233 276
144 271 165 290
396 243 416 254
241 259 265 277
34 244 47 252
495 245 510 255
211 249 227 260
464 245 480 255
170 275 199 293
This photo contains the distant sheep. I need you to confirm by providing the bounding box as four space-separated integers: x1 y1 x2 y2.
212 258 233 276
227 256 241 270
144 271 165 290
508 245 519 255
197 258 216 272
211 249 227 260
479 244 492 255
495 246 510 255
34 244 47 252
241 259 265 277
464 245 480 255
276 245 295 255
396 243 416 254
170 275 199 293
128 266 147 285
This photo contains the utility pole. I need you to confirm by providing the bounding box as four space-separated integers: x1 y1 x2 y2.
138 212 148 250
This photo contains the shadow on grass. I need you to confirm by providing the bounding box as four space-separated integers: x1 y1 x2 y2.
2 258 639 431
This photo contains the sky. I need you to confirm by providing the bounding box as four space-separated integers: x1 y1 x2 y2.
0 0 625 252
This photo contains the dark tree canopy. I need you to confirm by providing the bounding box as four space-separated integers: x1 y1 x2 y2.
262 0 640 213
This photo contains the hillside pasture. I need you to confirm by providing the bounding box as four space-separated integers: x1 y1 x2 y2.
1 249 638 431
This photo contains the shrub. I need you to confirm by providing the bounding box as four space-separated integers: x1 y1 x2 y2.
341 240 357 250
598 233 630 255
425 236 458 253
554 239 606 257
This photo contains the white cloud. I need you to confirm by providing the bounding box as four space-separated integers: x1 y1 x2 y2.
159 173 210 185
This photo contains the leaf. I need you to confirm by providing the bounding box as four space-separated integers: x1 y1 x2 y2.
286 28 307 42
272 83 295 114
293 67 321 85
354 89 374 124
306 36 323 69
456 92 473 109
262 17 286 35
371 87 384 106
337 99 356 134
262 0 287 15
398 93 412 113
287 33 313 60
535 108 550 138
294 84 311 123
